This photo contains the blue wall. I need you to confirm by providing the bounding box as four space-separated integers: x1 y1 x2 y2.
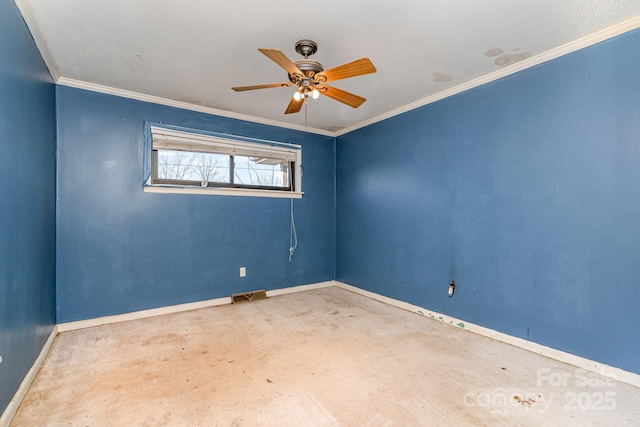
337 29 640 374
0 0 57 415
56 87 335 322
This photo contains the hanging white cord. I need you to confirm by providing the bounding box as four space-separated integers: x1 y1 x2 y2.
289 197 298 262
289 100 307 262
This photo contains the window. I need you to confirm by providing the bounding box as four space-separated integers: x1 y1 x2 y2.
144 123 302 198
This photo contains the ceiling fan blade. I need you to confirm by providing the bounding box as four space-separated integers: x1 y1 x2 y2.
319 85 366 108
258 48 304 78
315 58 376 83
232 82 293 92
285 97 304 114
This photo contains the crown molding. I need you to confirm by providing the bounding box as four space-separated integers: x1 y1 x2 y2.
56 77 335 137
336 15 640 137
13 0 60 81
33 12 640 139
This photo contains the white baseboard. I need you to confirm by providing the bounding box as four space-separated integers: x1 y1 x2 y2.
57 296 232 332
334 281 640 390
57 280 337 333
0 325 58 427
266 280 335 297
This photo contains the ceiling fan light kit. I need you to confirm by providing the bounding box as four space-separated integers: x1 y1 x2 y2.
232 39 376 114
293 88 319 101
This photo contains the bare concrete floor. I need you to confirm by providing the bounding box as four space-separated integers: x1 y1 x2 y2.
11 286 640 426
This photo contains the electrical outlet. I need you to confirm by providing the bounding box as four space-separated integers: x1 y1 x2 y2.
0 355 3 365
448 281 455 297
240 267 246 277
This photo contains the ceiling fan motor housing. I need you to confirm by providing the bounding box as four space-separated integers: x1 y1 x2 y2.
290 59 324 82
290 40 324 83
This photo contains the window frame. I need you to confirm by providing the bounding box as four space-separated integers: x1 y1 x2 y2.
144 124 302 199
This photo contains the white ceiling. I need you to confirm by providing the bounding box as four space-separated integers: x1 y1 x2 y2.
17 0 640 135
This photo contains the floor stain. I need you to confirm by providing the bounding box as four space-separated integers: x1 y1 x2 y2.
292 310 312 317
513 395 536 407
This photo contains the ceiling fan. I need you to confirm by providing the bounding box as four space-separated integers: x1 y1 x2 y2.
232 39 376 114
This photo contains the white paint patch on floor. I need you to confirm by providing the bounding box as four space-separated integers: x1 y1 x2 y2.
10 287 640 426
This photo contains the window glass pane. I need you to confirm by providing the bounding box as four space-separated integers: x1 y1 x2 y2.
233 155 290 188
148 125 301 196
157 150 229 183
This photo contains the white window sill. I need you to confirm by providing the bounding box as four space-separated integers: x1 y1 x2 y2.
144 185 303 199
